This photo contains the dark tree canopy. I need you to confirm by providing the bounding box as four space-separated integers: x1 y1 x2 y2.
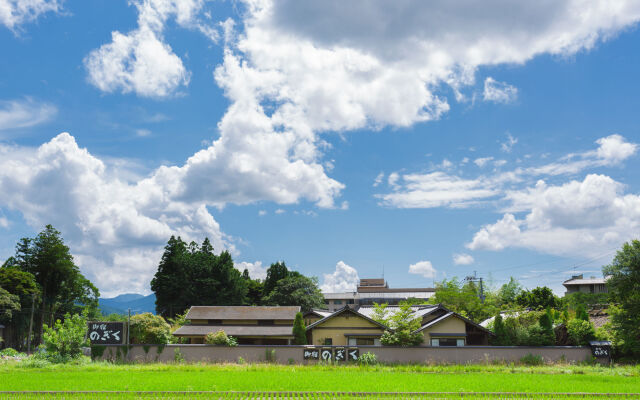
242 269 264 306
262 273 324 312
603 239 640 358
151 236 248 318
515 286 559 310
2 225 98 347
263 261 289 296
292 312 307 345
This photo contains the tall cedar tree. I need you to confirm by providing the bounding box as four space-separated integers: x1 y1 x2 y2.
242 269 264 306
292 312 307 344
603 239 640 358
491 313 507 345
263 262 289 297
152 237 248 318
4 225 99 345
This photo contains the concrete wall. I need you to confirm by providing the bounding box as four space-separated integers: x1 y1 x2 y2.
93 344 592 365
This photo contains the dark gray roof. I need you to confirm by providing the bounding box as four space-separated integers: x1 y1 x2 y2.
185 306 300 320
173 325 294 337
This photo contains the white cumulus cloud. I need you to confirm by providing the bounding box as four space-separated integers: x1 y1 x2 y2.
321 261 359 293
236 261 267 280
84 0 217 98
453 253 474 265
408 260 436 279
0 0 61 31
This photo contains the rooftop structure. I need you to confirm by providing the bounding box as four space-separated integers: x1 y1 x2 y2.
323 278 435 311
562 274 609 295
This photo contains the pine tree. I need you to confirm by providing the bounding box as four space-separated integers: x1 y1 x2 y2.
492 313 507 345
292 312 307 345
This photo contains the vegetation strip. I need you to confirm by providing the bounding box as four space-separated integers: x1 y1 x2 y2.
0 392 639 400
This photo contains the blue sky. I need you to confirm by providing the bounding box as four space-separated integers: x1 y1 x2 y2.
1 0 639 297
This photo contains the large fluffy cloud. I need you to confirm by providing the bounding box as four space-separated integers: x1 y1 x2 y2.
84 0 216 98
0 0 61 30
321 261 359 293
0 133 229 295
408 260 436 279
467 174 640 257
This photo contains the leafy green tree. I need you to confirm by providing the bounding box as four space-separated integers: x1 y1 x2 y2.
5 225 99 345
263 261 289 296
377 303 423 347
42 311 89 362
515 286 559 310
538 309 555 345
0 287 20 322
152 237 247 317
262 273 324 312
129 313 173 344
567 319 596 346
603 239 640 358
498 277 523 305
292 312 307 345
242 269 264 305
430 278 497 321
205 330 237 346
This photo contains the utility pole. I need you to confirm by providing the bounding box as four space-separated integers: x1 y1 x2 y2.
465 271 485 304
127 308 131 346
27 293 35 354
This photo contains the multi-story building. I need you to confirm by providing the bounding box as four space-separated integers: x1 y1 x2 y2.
323 278 435 311
562 274 609 295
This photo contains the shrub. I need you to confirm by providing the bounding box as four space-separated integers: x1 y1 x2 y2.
520 353 544 366
0 348 24 357
174 348 185 363
265 348 276 362
357 351 378 365
129 313 173 344
567 319 596 346
205 330 238 346
292 312 307 345
42 312 89 362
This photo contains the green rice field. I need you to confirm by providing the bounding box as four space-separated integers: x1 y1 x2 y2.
1 363 639 399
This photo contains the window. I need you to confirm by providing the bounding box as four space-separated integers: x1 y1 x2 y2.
207 319 222 325
431 338 464 347
355 338 374 345
257 319 275 325
323 338 333 345
334 300 342 305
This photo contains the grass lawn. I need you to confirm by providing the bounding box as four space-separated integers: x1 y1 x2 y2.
1 362 639 395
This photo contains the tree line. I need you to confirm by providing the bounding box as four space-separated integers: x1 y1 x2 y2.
0 225 99 350
150 236 325 319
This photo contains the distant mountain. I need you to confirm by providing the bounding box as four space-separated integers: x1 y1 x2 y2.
99 293 156 315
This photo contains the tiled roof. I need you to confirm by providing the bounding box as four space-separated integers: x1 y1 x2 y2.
173 324 294 337
185 306 300 320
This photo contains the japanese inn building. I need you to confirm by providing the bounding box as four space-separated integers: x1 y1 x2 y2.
173 304 492 346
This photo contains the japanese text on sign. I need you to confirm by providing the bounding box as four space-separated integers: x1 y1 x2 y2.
87 322 124 344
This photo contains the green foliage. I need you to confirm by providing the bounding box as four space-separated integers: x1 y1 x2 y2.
357 352 378 365
377 303 423 347
42 311 89 362
205 330 238 346
498 277 523 305
567 319 596 346
90 345 107 360
0 348 25 357
3 225 99 346
262 273 324 312
520 353 544 366
151 236 248 318
564 292 609 310
430 278 497 321
574 304 589 322
173 348 185 363
491 314 508 346
0 287 20 322
129 313 173 344
292 312 307 345
263 262 289 296
265 348 276 362
516 286 559 310
243 269 265 306
602 239 640 359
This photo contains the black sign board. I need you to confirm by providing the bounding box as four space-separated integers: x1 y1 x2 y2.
320 348 333 361
589 341 611 358
334 348 346 362
346 348 359 362
88 322 124 344
303 348 319 360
